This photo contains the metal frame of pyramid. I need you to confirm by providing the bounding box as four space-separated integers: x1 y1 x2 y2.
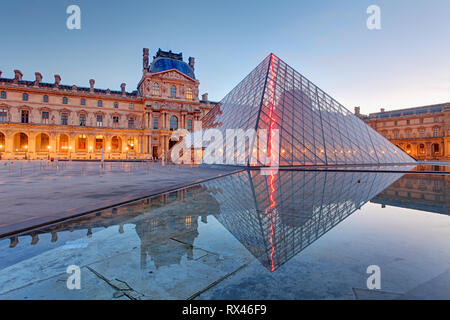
203 54 416 166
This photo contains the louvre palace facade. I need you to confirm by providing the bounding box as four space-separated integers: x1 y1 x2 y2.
0 48 216 160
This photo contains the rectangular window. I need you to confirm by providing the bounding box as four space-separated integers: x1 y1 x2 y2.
187 119 192 131
128 117 135 128
96 115 103 127
22 93 28 101
79 114 86 126
434 128 439 137
129 103 134 110
62 97 68 104
419 129 425 138
0 109 7 122
43 95 49 103
97 100 102 107
42 111 49 124
114 102 118 108
153 117 159 129
1 91 7 99
21 110 29 123
61 113 68 125
80 98 86 105
113 116 119 126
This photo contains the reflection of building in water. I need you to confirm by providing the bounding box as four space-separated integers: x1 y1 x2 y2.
371 174 450 215
202 170 402 271
8 186 220 269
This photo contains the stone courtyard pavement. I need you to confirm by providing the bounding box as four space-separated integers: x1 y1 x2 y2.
0 160 237 237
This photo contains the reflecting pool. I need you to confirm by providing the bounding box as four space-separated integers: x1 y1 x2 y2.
0 170 449 300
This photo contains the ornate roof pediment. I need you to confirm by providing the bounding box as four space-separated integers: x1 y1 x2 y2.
149 69 197 83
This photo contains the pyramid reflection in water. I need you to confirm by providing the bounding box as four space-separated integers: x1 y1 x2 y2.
204 170 403 271
203 54 415 166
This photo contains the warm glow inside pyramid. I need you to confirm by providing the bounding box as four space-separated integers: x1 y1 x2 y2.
202 54 416 166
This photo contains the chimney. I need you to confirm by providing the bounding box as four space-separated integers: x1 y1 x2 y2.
34 72 42 86
121 83 126 96
54 74 61 87
201 93 208 101
89 79 95 92
14 70 23 82
380 108 385 113
189 57 195 71
354 106 360 115
143 48 149 71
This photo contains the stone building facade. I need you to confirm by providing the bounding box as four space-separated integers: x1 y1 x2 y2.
0 48 217 160
356 103 450 161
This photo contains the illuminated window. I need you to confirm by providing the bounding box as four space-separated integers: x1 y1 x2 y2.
95 136 104 150
170 85 176 97
418 144 425 154
111 136 121 151
59 135 69 152
170 115 178 131
152 83 160 95
77 135 87 151
186 88 193 100
127 137 136 151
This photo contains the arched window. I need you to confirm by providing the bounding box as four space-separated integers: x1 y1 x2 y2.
186 88 193 100
59 134 69 152
111 136 121 152
0 132 5 149
170 86 176 97
418 144 425 155
152 83 160 95
170 116 178 131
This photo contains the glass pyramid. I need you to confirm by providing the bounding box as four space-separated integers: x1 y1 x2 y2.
203 54 416 166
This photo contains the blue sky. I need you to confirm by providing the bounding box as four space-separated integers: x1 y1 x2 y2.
0 0 449 114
